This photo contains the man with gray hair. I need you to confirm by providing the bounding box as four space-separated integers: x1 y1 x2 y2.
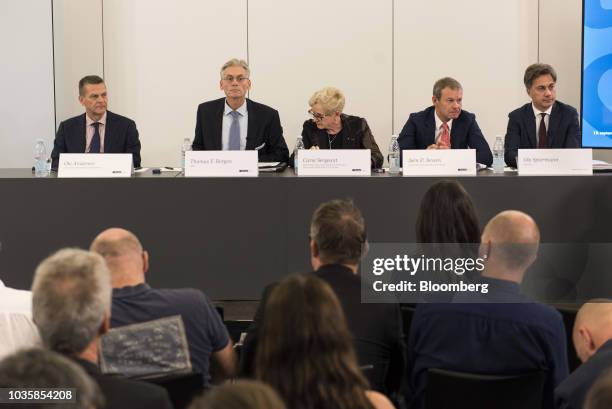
398 77 492 166
0 348 103 409
504 63 581 168
31 248 173 409
90 227 236 386
192 58 289 162
406 210 568 409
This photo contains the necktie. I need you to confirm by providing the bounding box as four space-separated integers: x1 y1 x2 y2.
439 122 451 148
229 111 241 150
538 113 548 149
90 122 101 153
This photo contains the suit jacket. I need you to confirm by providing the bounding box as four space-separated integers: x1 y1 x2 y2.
297 114 384 168
240 264 405 397
192 98 289 163
72 357 174 409
398 106 493 166
504 100 581 168
51 111 141 169
555 339 612 409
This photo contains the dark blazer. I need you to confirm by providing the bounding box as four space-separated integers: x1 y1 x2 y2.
296 114 384 169
504 100 581 168
240 264 405 397
192 97 289 163
72 357 174 409
555 339 612 409
398 106 493 166
51 111 141 169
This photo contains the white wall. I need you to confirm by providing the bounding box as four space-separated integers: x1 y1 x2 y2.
102 0 247 167
394 0 538 144
0 0 55 167
52 0 104 124
249 0 392 154
539 0 582 110
43 0 590 166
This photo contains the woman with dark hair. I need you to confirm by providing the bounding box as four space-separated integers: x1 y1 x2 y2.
255 273 394 409
411 180 481 302
416 180 480 244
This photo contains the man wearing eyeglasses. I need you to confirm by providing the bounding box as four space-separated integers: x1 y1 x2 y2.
192 59 289 163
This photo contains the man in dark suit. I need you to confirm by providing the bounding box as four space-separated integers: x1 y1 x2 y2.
398 77 493 166
241 199 405 400
51 75 141 170
31 248 173 409
555 300 612 409
192 59 289 163
504 63 581 168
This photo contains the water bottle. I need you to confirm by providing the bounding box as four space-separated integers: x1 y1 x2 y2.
492 136 504 173
388 135 401 174
34 139 49 177
181 137 192 169
294 136 305 173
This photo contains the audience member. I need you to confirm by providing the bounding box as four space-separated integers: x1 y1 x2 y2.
555 300 612 409
255 273 394 409
188 380 285 409
0 347 103 409
584 368 612 409
31 248 173 409
0 278 40 360
412 180 481 302
416 180 480 245
406 210 568 409
192 58 289 162
242 199 404 397
90 227 235 385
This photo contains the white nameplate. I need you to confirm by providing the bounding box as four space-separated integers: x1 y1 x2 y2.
518 149 592 175
402 149 476 176
296 149 370 176
184 151 258 177
58 154 132 178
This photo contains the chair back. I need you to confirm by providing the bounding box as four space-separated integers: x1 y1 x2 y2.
425 368 545 409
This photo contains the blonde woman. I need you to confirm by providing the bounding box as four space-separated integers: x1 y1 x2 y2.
300 87 384 169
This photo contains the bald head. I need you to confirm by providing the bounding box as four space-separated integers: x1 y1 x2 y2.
573 300 612 363
91 228 142 254
90 228 148 287
480 211 540 278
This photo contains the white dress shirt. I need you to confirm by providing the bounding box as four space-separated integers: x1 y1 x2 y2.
434 111 454 144
222 100 248 150
532 103 552 146
0 280 41 360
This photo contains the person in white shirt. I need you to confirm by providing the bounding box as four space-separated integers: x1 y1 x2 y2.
0 279 40 360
